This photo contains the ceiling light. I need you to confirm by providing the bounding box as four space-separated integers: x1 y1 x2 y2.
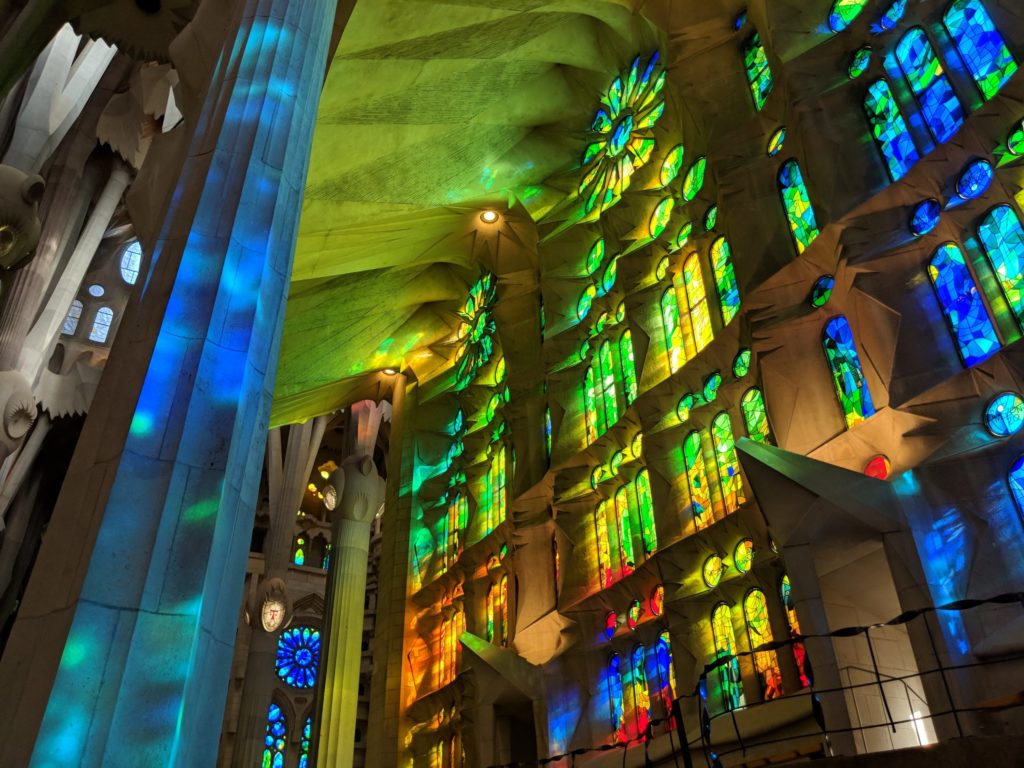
319 469 329 479
480 210 499 224
383 368 398 375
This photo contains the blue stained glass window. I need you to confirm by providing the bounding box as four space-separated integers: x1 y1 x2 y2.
276 626 321 688
823 316 876 429
864 80 920 181
896 28 964 144
878 0 907 32
298 715 312 768
607 654 625 737
262 703 286 768
1009 455 1024 520
978 205 1024 326
927 243 1000 366
911 199 941 236
957 159 994 199
985 392 1024 436
944 0 1018 101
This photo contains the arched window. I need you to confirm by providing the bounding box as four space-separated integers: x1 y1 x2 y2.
607 654 625 740
262 703 287 768
499 574 509 645
614 485 637 574
743 589 783 700
595 499 614 589
927 242 1000 366
711 412 746 514
781 575 812 688
276 626 321 688
896 28 964 143
483 445 506 534
635 469 657 555
651 631 676 720
864 79 920 181
292 534 306 566
447 492 468 567
944 0 1017 100
623 645 651 739
743 31 774 111
684 431 714 530
710 604 745 712
599 340 619 427
741 387 772 444
584 340 621 443
298 715 312 768
661 287 685 373
61 299 83 336
88 306 114 343
619 331 638 405
120 240 142 285
682 253 714 355
486 583 497 642
778 161 820 254
710 236 741 325
823 316 875 429
978 205 1024 327
438 608 465 687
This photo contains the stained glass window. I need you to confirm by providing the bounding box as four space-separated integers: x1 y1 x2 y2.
635 468 657 555
619 331 638 405
911 199 941 236
711 237 741 325
710 604 745 712
864 79 920 181
262 703 286 768
298 715 312 768
683 253 715 355
810 275 834 308
684 431 714 530
454 274 497 391
545 406 552 460
293 535 306 566
500 575 509 645
767 127 786 157
733 349 752 378
607 654 625 738
956 158 994 199
438 608 465 687
781 576 812 687
650 585 665 617
661 145 685 187
711 412 745 514
580 52 666 216
483 445 507 534
651 631 676 717
978 205 1024 326
614 485 637 574
61 299 83 336
677 393 696 423
627 600 643 631
672 221 694 252
595 501 614 588
741 388 771 443
743 32 774 111
823 316 876 429
577 284 597 321
704 205 718 231
600 340 620 427
88 306 113 343
682 157 707 201
779 160 820 254
944 0 1017 101
487 583 497 642
927 242 1000 366
586 239 605 275
703 554 725 588
120 240 142 285
651 197 675 238
864 454 892 479
276 627 321 688
624 645 651 739
849 45 872 79
830 0 868 32
1009 455 1024 522
447 493 468 567
985 392 1024 436
1009 120 1024 156
744 589 783 700
662 288 684 373
896 28 964 144
734 538 754 573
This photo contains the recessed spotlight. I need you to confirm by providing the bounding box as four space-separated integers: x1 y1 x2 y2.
383 368 398 375
480 210 499 224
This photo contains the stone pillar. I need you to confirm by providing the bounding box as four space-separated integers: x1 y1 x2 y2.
0 0 336 765
317 401 387 768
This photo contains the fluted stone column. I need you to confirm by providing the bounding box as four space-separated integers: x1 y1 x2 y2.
0 0 336 765
317 400 387 768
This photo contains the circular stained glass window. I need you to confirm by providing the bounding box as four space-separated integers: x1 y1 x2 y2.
275 626 321 688
323 484 337 511
1008 121 1024 156
627 599 643 630
650 585 665 616
734 538 754 573
956 159 994 200
733 348 752 378
604 612 618 639
985 392 1024 437
702 554 724 588
682 157 707 202
767 127 786 157
830 0 868 32
848 45 872 79
586 239 605 275
677 393 696 422
577 285 596 321
910 199 941 236
704 204 718 231
672 221 694 253
660 144 685 187
631 432 643 458
703 372 723 403
809 275 835 308
656 256 671 281
864 454 892 479
650 197 675 238
87 284 104 298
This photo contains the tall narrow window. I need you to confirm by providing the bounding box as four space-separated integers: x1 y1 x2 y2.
486 584 497 642
661 288 685 373
619 331 638 405
864 79 920 181
614 485 637 574
741 387 772 443
635 468 657 555
483 445 506 534
499 575 509 645
684 431 714 530
595 499 614 589
781 575 812 688
607 654 626 740
293 534 306 566
743 32 774 111
88 306 114 343
779 161 820 254
978 205 1024 327
710 236 741 325
927 242 1000 366
710 604 745 712
944 0 1017 100
599 340 619 427
624 645 652 739
711 412 746 513
743 589 783 700
651 631 676 721
447 493 468 567
262 703 287 768
298 715 312 768
585 365 602 443
823 316 876 429
61 299 83 336
896 28 964 144
682 253 714 355
120 240 142 284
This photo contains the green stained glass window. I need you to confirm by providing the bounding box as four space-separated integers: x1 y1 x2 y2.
586 239 606 275
483 444 506 533
927 242 1000 366
677 393 696 422
810 275 834 307
734 538 754 573
631 432 643 458
486 582 497 641
600 339 620 428
741 387 772 443
662 287 685 373
615 300 626 324
823 316 876 429
614 485 637 572
767 127 786 157
978 205 1024 328
703 372 722 402
711 236 741 325
682 157 707 201
454 273 498 391
1008 121 1024 156
703 554 724 588
944 0 1017 101
651 197 675 238
635 468 657 555
896 28 964 144
660 144 685 187
262 703 287 768
595 500 614 588
704 205 718 231
298 716 312 768
627 601 643 630
710 604 745 712
577 284 597 321
620 331 638 405
672 221 694 253
599 258 618 296
683 253 715 356
744 589 783 698
711 412 745 513
830 0 869 33
733 348 752 378
864 79 920 181
545 406 552 459
584 365 600 443
743 32 774 111
779 160 820 254
656 256 671 281
849 45 872 79
684 431 713 530
611 450 625 475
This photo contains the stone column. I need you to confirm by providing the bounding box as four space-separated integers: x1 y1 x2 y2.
317 401 387 768
0 0 336 765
